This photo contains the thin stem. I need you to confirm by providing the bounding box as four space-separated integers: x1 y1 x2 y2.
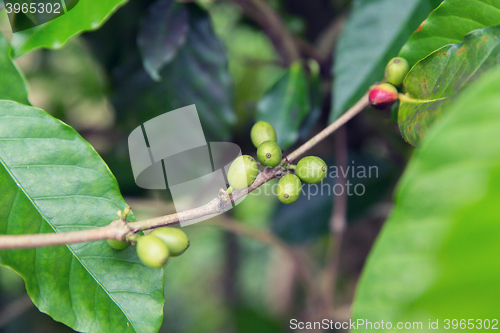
398 93 445 104
208 216 319 305
0 92 369 250
226 0 300 65
322 126 348 317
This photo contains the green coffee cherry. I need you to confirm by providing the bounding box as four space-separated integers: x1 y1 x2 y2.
227 155 259 190
107 239 130 250
296 156 327 184
136 235 170 268
385 57 410 86
257 141 282 167
277 174 302 204
368 83 398 111
151 227 190 257
250 121 277 148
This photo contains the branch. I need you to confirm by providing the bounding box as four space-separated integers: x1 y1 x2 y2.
321 126 348 317
207 216 318 300
0 92 369 250
226 0 300 65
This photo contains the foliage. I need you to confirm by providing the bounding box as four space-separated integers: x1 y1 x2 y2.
331 0 438 121
0 33 28 104
399 26 500 146
399 0 500 67
353 67 500 325
1 0 500 331
10 0 129 57
0 101 164 332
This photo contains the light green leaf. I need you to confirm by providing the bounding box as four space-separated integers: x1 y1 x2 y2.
0 101 164 333
331 0 436 121
257 61 310 150
398 26 500 146
399 0 500 67
353 67 500 328
10 0 129 57
0 33 28 104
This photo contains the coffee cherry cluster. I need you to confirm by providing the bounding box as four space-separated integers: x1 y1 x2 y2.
369 57 409 110
107 209 189 269
136 227 189 268
226 121 328 205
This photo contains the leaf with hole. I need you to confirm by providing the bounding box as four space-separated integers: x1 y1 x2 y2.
0 101 164 333
353 67 500 325
398 26 500 146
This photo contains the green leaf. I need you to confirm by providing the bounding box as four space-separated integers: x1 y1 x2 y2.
331 0 436 121
0 33 29 104
137 0 189 81
353 67 500 326
399 0 500 67
256 61 310 150
398 26 500 146
113 3 236 141
0 101 164 333
10 0 129 57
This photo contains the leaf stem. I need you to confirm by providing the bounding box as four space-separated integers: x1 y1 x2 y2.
398 93 446 104
0 92 369 250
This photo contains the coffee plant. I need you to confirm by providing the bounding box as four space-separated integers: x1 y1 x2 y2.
1 0 500 332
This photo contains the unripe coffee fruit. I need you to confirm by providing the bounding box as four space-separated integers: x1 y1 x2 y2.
257 141 282 167
277 174 302 204
385 57 410 86
251 121 277 148
227 155 259 190
151 227 190 257
296 156 327 184
107 239 130 250
136 235 170 268
369 83 398 110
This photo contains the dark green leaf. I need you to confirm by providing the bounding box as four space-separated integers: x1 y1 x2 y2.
298 59 322 141
399 26 500 146
10 0 129 57
353 67 500 324
113 3 235 141
0 101 164 333
0 33 28 104
257 62 310 150
331 0 436 121
137 0 189 81
399 0 500 67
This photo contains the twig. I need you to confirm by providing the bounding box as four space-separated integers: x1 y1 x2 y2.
208 216 319 305
226 0 300 65
0 92 369 250
322 126 348 317
315 14 347 58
